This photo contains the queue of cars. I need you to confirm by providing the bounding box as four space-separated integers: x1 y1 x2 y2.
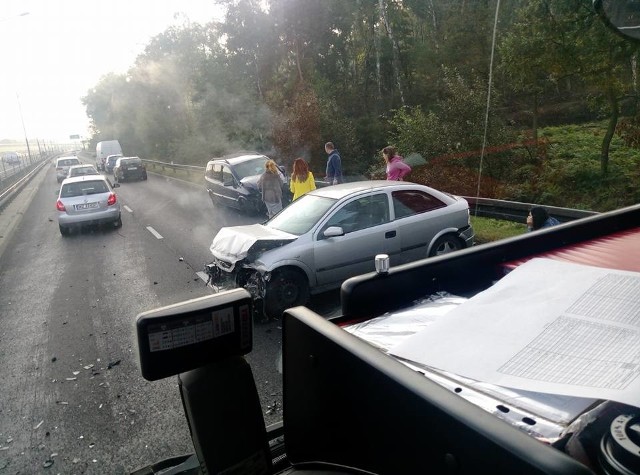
54 154 144 236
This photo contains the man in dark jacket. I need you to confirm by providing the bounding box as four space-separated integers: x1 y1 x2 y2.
324 142 343 185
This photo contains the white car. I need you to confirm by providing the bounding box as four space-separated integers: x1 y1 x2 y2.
55 156 81 182
56 176 122 236
207 181 474 318
67 164 100 177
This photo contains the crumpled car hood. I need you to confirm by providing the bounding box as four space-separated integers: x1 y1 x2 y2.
210 224 297 265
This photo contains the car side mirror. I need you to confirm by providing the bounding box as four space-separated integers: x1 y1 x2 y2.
323 226 345 238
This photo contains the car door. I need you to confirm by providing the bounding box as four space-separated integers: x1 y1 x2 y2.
207 163 227 205
390 189 453 264
313 192 399 288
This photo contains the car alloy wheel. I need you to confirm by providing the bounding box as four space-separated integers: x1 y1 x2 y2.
429 234 463 257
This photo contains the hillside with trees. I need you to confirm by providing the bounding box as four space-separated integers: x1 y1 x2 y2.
82 0 640 211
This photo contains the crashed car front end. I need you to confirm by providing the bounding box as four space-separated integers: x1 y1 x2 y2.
204 224 297 300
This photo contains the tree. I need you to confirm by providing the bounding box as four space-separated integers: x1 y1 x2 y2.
499 0 638 175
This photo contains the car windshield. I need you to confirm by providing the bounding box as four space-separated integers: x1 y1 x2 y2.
267 194 337 235
2 0 639 473
233 157 267 179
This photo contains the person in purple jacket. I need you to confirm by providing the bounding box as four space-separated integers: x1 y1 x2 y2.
382 146 411 181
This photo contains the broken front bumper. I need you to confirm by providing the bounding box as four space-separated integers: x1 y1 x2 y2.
204 262 269 301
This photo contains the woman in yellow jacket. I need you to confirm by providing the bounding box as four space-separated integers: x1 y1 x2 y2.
290 158 316 200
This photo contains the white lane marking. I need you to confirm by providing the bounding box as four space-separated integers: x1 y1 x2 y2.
196 271 209 283
146 226 163 239
123 205 133 213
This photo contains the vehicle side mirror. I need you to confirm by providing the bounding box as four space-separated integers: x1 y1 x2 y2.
594 0 640 42
323 226 344 238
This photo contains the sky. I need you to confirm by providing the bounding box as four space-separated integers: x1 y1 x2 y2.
0 0 223 144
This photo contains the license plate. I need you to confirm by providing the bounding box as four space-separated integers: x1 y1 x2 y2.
127 166 138 170
75 203 99 210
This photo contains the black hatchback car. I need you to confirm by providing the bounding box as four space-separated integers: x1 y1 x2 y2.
205 153 289 214
114 156 147 182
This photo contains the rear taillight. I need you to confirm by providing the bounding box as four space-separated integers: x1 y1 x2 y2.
56 200 66 212
107 193 117 206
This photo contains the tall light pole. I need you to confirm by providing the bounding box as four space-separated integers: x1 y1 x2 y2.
3 12 33 164
16 92 33 164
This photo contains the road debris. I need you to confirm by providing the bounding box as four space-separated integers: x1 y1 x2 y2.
107 359 121 369
43 459 54 468
34 420 44 430
265 401 280 415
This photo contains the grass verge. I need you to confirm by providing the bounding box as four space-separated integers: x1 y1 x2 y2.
470 216 525 244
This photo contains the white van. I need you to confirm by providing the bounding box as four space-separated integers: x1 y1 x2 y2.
95 140 123 170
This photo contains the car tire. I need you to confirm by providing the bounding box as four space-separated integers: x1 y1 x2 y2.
264 268 310 320
429 234 464 257
59 225 70 236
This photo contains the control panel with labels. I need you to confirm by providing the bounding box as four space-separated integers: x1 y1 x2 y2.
136 289 253 381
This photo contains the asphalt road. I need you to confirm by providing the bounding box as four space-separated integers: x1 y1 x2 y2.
0 160 341 474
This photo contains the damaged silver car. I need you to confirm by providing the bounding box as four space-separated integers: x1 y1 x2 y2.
206 180 474 319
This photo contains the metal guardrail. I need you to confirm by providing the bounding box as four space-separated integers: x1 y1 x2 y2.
463 196 598 223
139 158 599 224
0 158 52 211
141 159 204 172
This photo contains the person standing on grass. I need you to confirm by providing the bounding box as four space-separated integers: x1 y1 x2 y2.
324 142 343 185
382 146 411 181
258 159 285 218
290 158 316 200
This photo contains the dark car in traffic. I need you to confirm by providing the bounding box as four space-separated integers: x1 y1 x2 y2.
204 153 289 214
104 154 122 174
114 156 147 182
